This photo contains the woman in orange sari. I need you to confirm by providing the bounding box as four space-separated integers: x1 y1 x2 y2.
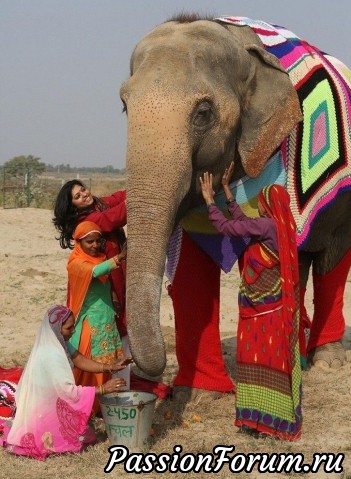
200 163 302 441
67 221 128 415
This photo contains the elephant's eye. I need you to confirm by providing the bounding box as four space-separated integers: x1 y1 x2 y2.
193 101 214 128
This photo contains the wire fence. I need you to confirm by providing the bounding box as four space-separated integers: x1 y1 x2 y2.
0 169 126 209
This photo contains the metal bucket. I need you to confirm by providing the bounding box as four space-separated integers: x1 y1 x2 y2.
99 391 157 448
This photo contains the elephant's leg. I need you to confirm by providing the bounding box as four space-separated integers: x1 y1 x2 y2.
297 252 313 368
308 248 351 368
170 231 235 395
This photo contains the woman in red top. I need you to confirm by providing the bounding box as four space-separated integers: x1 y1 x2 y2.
53 180 127 337
53 181 173 398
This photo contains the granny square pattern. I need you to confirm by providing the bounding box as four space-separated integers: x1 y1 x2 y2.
167 17 351 276
218 17 351 247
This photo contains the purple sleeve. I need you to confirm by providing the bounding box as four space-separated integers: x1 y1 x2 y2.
227 200 247 221
208 204 277 250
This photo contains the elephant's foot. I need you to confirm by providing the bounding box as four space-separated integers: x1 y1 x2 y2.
172 386 234 403
309 341 346 369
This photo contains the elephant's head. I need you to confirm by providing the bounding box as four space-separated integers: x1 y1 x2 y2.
121 16 302 376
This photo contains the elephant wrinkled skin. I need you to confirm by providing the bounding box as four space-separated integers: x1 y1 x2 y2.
121 15 351 379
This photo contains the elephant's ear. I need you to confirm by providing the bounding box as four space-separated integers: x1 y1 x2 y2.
238 44 302 178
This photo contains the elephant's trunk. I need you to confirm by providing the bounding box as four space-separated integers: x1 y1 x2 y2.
126 98 191 376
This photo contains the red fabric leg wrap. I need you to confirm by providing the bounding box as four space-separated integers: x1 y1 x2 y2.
307 248 351 352
171 231 234 392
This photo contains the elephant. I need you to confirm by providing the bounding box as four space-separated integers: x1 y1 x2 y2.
121 14 351 390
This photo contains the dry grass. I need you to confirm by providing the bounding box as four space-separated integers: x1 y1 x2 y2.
0 173 126 210
1 208 350 479
2 320 351 479
2 358 350 478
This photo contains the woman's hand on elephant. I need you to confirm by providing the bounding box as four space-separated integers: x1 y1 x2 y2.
200 172 215 206
110 357 133 371
221 161 234 187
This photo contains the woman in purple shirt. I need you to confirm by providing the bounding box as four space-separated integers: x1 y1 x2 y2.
200 162 302 441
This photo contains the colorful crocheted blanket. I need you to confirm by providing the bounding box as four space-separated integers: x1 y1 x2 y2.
167 17 351 278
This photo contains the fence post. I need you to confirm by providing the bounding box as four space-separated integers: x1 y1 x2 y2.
26 169 31 207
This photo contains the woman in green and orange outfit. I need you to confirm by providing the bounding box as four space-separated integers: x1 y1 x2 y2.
67 220 130 415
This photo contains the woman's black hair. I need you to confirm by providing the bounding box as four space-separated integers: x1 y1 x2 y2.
52 179 106 249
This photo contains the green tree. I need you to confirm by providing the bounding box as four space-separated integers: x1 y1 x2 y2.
3 155 45 179
2 155 46 207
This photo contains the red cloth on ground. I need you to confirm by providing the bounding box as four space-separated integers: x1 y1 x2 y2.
170 231 235 392
0 367 23 432
307 248 351 352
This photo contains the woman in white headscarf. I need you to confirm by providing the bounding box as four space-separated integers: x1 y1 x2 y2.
1 305 130 460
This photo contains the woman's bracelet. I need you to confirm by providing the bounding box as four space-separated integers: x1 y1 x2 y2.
113 255 120 268
225 198 234 205
99 384 105 395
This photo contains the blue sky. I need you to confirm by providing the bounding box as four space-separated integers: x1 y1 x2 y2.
1 0 350 168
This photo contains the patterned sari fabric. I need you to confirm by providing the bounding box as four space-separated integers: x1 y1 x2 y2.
0 305 95 460
177 17 351 272
67 221 123 414
217 17 351 249
67 221 123 364
235 185 302 440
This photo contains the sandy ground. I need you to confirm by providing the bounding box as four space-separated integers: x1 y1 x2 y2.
0 207 351 478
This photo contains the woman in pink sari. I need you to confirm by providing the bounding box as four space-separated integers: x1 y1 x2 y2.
1 305 129 460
